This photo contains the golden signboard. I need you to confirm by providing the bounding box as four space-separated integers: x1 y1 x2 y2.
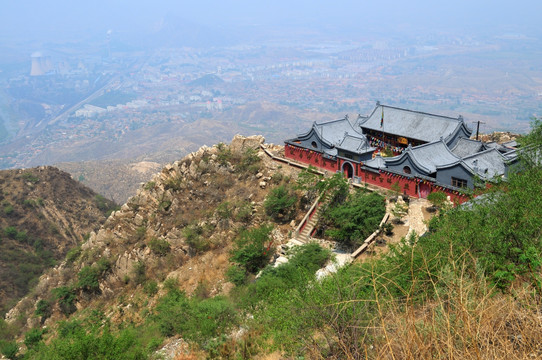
397 136 408 145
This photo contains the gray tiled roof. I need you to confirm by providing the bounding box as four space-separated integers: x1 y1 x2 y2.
451 137 485 157
461 149 507 180
314 117 363 147
363 155 386 169
503 148 519 160
484 141 509 153
502 140 518 148
359 104 468 143
338 134 372 153
324 148 338 157
387 140 461 173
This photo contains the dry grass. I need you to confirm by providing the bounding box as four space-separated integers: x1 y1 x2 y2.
305 255 542 360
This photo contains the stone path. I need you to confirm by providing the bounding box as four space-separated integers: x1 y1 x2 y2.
406 198 429 237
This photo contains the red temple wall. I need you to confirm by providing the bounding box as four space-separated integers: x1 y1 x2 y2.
284 144 470 204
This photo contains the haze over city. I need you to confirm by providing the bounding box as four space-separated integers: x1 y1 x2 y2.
0 0 541 169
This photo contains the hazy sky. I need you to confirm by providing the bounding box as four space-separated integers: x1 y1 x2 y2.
1 0 541 44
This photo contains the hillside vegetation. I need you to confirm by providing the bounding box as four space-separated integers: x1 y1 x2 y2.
3 122 542 359
0 167 117 317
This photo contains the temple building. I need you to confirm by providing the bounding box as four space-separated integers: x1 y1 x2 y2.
285 102 518 203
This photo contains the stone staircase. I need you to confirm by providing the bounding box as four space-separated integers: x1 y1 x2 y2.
296 204 323 243
273 194 328 266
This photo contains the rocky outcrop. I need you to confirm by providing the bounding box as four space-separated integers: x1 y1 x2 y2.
230 134 265 154
5 135 291 331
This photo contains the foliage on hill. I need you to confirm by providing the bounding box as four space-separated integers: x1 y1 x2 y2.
6 125 542 359
0 167 116 316
320 190 386 247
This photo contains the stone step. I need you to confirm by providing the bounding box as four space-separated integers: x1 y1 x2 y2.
274 256 289 267
290 238 305 246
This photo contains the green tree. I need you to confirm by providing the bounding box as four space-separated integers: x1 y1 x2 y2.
230 225 274 274
0 341 18 360
264 185 297 222
77 266 100 293
427 191 448 210
35 299 52 322
24 328 45 350
518 117 542 169
52 287 77 316
322 191 386 247
148 238 170 256
318 172 349 206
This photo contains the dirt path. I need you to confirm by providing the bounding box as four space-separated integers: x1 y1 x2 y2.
407 198 430 237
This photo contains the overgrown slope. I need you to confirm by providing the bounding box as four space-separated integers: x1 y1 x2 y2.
2 136 312 358
0 166 117 316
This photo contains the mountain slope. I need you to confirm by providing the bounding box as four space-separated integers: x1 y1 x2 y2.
0 166 117 316
4 136 303 337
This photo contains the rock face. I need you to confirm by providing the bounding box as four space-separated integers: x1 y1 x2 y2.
230 134 265 154
5 135 291 332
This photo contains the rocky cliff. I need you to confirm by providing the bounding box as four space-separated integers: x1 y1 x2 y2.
5 136 300 336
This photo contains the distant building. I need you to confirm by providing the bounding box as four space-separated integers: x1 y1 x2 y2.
285 102 518 203
30 52 53 76
75 104 107 117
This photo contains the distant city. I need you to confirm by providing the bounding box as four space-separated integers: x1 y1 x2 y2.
0 31 541 169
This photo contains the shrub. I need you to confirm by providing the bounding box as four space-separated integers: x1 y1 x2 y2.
183 224 209 254
236 148 261 174
427 191 448 209
95 257 111 273
77 266 100 293
28 323 148 359
216 142 232 166
22 172 39 184
144 281 158 296
216 201 232 220
35 299 52 319
4 226 17 239
23 199 37 207
15 230 28 243
24 328 45 350
230 225 274 274
148 238 170 256
322 191 386 247
133 261 146 285
135 226 146 241
0 341 18 360
226 265 247 286
2 200 14 216
264 185 297 222
154 289 237 343
52 287 77 316
95 194 109 211
240 243 331 309
144 181 155 191
66 246 82 263
164 176 183 191
158 200 172 212
234 201 253 223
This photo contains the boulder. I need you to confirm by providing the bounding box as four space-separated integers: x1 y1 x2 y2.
230 134 265 154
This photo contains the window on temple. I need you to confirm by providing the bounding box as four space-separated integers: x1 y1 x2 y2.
311 141 318 148
451 177 468 188
403 166 411 174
